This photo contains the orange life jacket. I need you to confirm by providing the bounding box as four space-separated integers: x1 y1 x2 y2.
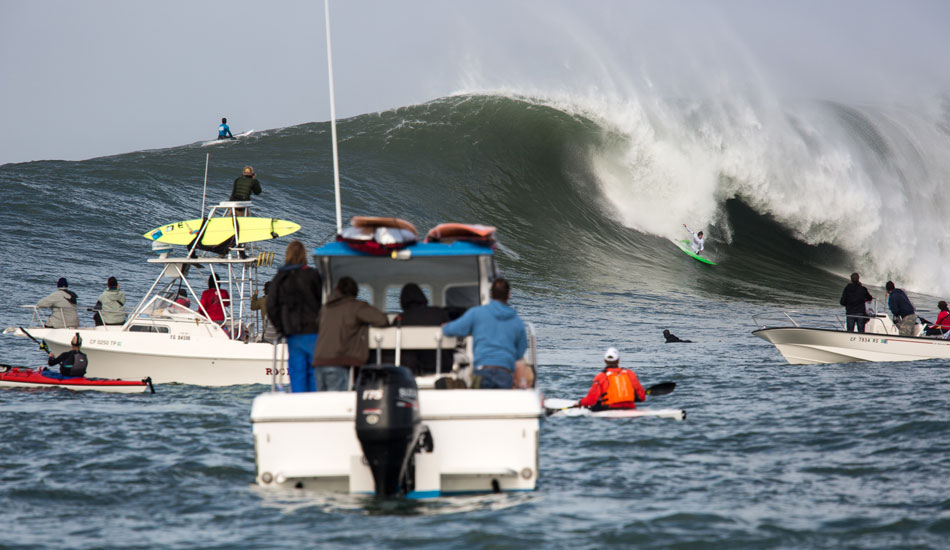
600 368 635 406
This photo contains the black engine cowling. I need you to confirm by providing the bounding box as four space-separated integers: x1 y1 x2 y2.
355 364 421 497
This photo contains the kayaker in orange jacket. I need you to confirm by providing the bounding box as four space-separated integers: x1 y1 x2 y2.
578 347 646 410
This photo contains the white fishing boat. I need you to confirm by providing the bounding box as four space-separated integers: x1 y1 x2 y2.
251 3 541 499
4 201 295 386
250 234 543 497
752 306 950 364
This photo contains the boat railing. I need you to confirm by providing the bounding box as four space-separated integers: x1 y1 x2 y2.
16 304 52 329
752 309 845 331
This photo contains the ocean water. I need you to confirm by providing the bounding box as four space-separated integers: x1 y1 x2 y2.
1 94 949 549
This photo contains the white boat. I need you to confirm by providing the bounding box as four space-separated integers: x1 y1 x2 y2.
4 201 293 386
752 307 950 364
250 235 543 497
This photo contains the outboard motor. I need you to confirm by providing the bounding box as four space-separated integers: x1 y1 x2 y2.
355 364 421 497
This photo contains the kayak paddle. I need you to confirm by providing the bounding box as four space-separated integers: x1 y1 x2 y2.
19 326 50 353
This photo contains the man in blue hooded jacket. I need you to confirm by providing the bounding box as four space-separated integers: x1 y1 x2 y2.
441 278 527 389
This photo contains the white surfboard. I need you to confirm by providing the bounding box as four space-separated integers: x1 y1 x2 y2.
201 130 254 147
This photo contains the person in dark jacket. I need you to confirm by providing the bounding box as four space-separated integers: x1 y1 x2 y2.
840 272 874 333
313 276 389 391
46 333 88 378
229 165 262 202
398 282 451 375
663 329 692 343
885 280 917 336
267 240 323 392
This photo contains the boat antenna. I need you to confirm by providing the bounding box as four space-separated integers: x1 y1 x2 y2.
324 0 343 234
201 152 210 217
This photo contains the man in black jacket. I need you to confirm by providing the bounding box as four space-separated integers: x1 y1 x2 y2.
840 272 873 333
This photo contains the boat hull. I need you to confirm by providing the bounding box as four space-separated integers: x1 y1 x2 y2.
753 327 950 364
251 389 542 496
23 327 284 386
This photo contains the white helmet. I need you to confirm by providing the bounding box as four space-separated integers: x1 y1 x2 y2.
604 347 620 362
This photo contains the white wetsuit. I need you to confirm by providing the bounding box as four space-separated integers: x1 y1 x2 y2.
685 225 704 254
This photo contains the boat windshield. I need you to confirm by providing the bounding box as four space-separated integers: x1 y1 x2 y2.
319 254 490 313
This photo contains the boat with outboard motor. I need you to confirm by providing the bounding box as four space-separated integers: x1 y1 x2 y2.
752 303 950 364
3 201 297 386
0 365 154 393
251 224 543 497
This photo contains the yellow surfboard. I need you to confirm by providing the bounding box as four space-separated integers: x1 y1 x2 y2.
143 217 301 246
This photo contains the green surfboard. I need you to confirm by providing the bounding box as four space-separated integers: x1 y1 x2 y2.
675 239 717 265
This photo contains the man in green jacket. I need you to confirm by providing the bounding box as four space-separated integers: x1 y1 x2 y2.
94 276 127 326
229 165 263 202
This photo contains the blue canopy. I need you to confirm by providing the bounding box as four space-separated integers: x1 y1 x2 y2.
313 240 494 258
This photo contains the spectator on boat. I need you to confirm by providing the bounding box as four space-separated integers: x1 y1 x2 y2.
840 272 873 333
398 282 451 375
885 281 917 336
313 276 389 391
441 278 528 389
46 333 88 378
93 276 127 326
268 240 323 392
924 300 950 336
199 273 230 324
251 281 279 343
229 165 262 202
683 224 705 255
174 289 191 310
577 347 646 411
37 277 79 329
663 329 692 343
218 117 234 140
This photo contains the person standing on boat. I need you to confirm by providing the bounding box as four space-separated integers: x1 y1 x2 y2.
46 333 88 378
93 276 127 326
199 273 230 324
218 117 234 140
37 277 79 329
312 276 389 391
577 347 646 411
885 281 917 336
229 166 262 202
840 272 873 333
441 278 528 389
683 224 705 254
267 240 323 392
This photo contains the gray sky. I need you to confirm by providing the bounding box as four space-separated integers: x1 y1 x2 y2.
3 0 949 165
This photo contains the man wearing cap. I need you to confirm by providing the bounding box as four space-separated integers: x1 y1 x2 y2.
93 276 127 326
441 278 528 389
37 278 80 328
578 348 646 410
229 165 263 202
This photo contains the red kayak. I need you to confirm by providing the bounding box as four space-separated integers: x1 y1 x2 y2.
0 365 154 393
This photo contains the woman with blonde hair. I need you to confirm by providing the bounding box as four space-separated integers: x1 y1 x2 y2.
266 240 323 392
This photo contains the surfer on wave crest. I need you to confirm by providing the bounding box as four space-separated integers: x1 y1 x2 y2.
683 224 705 255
